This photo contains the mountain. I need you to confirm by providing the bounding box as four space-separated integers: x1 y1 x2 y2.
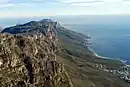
1 19 92 55
0 33 73 87
1 19 130 87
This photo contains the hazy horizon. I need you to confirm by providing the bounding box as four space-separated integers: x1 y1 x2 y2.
1 0 130 18
1 15 130 28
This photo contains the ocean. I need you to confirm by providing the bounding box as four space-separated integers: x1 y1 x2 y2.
1 15 130 64
64 23 130 65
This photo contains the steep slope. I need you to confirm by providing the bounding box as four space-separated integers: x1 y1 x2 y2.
1 19 92 55
58 42 130 87
0 33 73 87
1 19 130 87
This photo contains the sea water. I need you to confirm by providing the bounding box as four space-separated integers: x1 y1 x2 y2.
64 23 130 65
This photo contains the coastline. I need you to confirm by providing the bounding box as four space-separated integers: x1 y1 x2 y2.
88 47 128 66
88 47 112 59
84 34 130 68
85 35 130 68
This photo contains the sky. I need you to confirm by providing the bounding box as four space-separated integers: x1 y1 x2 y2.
0 0 130 18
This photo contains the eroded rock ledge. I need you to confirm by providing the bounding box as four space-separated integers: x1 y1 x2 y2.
0 33 73 87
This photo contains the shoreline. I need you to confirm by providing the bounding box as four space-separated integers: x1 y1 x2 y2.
88 47 128 66
84 35 130 67
88 47 113 59
85 35 130 67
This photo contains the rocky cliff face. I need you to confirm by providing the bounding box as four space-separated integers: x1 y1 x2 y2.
0 33 73 87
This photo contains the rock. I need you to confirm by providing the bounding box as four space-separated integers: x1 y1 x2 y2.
0 33 73 87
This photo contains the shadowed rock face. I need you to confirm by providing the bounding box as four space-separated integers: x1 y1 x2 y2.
0 33 73 87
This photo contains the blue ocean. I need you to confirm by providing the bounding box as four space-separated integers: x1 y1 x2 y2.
1 15 130 64
64 24 130 64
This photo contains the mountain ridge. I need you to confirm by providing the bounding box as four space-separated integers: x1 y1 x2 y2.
1 19 130 87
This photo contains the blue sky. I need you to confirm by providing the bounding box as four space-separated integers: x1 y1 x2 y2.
0 0 130 18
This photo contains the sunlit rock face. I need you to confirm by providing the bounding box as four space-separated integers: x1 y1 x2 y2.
0 33 73 87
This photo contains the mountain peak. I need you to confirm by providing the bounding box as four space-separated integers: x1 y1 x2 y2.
1 19 59 35
39 19 55 23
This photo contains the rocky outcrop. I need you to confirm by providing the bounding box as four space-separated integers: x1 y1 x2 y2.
0 33 73 87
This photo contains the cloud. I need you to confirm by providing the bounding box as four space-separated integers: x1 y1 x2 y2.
0 2 33 8
58 0 102 3
0 0 14 8
102 0 121 2
0 0 54 8
0 0 10 4
0 0 37 8
30 0 46 2
30 0 55 3
57 0 126 4
59 0 123 3
0 0 130 18
0 3 14 8
57 0 122 7
57 0 129 7
123 0 130 1
71 2 103 6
